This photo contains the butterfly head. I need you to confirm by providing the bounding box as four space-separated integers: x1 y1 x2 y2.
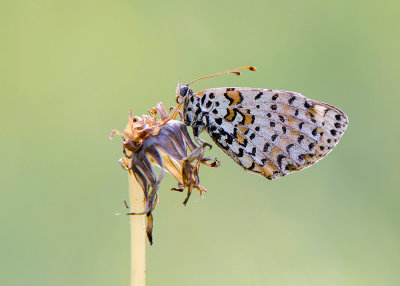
175 80 193 104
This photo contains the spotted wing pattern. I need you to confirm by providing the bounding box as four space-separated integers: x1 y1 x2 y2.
195 87 348 180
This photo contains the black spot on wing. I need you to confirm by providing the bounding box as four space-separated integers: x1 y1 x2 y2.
277 155 285 169
248 161 256 170
223 93 232 104
312 128 317 136
263 143 270 152
225 134 233 145
304 101 312 108
201 95 206 105
255 92 263 100
288 96 296 105
286 143 294 153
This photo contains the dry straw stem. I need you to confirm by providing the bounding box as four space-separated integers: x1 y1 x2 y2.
128 169 146 286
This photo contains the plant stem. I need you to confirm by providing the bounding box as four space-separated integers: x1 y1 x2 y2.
128 171 146 286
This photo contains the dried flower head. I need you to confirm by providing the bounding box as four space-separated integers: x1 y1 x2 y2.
110 102 219 244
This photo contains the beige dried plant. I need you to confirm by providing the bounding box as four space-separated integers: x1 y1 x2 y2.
110 102 219 244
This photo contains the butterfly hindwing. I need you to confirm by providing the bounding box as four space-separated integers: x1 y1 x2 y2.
187 87 348 180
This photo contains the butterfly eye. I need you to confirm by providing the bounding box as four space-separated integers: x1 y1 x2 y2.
180 86 189 97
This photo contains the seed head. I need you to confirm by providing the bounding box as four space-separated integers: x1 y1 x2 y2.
111 102 219 244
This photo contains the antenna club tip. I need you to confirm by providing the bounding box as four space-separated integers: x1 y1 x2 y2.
249 66 257 71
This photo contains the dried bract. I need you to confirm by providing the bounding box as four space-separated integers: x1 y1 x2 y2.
110 103 219 244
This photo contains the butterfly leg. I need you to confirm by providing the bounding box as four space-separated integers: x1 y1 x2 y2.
169 106 183 120
194 136 212 150
192 125 212 149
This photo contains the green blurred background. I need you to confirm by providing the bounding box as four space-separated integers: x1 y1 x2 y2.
1 0 399 285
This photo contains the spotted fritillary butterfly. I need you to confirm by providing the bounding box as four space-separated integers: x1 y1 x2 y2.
174 66 348 180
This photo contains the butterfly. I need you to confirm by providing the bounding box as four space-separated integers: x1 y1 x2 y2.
173 66 348 180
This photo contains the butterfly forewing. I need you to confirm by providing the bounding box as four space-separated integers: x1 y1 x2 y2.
184 87 348 180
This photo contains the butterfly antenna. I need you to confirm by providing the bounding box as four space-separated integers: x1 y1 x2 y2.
187 66 257 86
